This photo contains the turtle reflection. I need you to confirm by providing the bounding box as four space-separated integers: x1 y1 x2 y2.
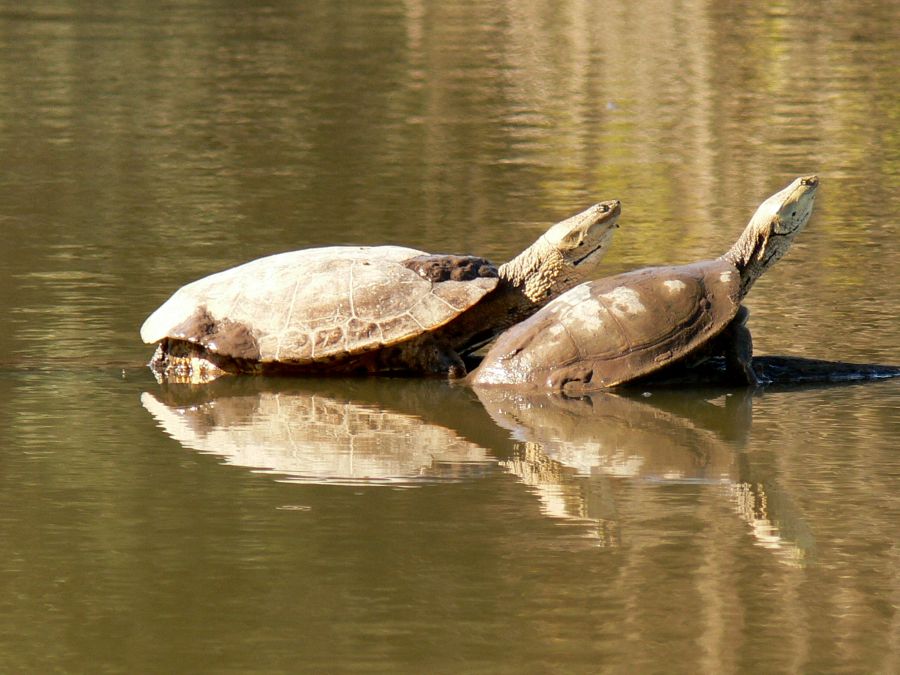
475 387 813 562
141 378 812 563
141 379 496 486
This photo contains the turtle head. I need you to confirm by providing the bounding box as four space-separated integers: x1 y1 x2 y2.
544 199 621 269
760 174 818 237
499 200 621 306
724 175 818 296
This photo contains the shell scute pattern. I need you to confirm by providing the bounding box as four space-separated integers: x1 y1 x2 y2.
141 246 500 364
346 319 382 344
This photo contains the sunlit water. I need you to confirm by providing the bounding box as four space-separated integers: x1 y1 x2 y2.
1 1 898 672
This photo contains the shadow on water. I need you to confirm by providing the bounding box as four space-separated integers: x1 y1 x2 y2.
135 371 876 563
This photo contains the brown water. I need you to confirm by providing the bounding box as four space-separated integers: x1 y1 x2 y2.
1 1 898 672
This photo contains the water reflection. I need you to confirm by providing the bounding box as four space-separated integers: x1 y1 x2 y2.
142 377 813 562
142 379 497 486
475 387 812 562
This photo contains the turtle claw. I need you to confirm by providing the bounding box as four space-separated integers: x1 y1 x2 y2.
447 363 467 380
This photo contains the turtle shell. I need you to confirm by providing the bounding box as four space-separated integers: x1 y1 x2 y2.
470 258 742 391
141 246 499 364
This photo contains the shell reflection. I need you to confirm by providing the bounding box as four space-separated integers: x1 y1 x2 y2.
141 381 494 486
475 387 813 562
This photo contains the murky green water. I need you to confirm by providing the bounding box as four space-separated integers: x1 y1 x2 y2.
1 1 898 672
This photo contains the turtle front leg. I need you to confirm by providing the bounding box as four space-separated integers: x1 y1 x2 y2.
443 351 468 379
397 334 468 378
722 306 761 387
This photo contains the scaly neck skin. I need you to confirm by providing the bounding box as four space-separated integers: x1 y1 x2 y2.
445 241 569 353
449 201 619 353
487 199 620 323
721 225 773 299
497 239 576 319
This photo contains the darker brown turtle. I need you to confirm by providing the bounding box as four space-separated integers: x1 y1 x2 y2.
469 176 819 393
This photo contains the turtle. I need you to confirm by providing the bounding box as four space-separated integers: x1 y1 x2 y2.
141 200 621 383
468 176 819 393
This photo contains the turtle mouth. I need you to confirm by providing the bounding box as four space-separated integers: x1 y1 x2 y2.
572 224 619 266
573 245 604 266
776 222 800 235
777 204 813 234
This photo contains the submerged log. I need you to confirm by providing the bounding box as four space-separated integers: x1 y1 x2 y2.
633 355 900 389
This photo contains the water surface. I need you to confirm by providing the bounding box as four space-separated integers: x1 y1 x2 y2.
1 1 898 672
